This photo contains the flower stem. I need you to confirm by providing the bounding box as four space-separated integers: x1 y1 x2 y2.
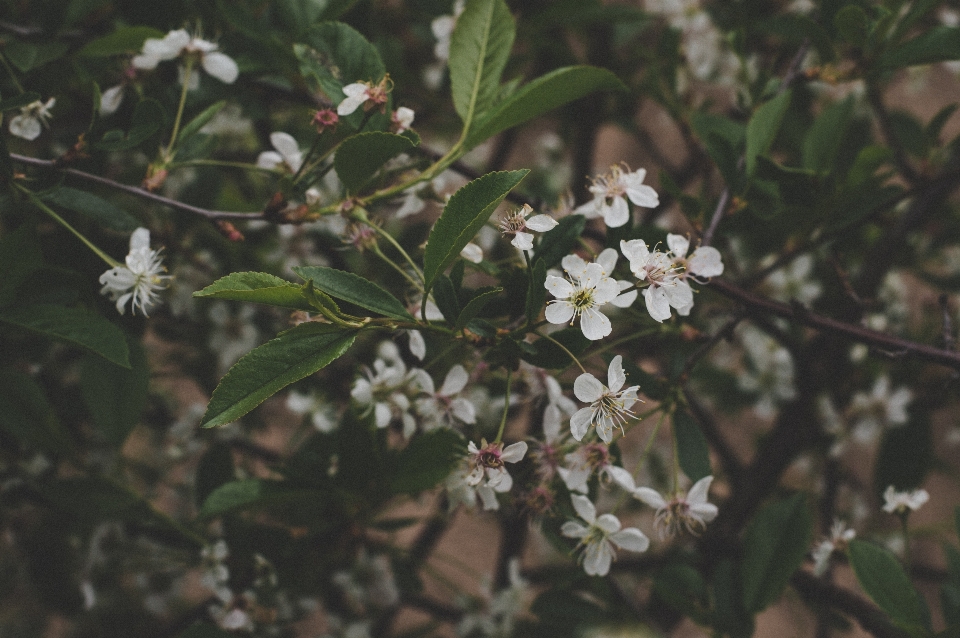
17 185 121 267
900 513 911 569
493 369 513 444
372 244 422 290
164 58 195 161
535 330 586 373
368 221 423 283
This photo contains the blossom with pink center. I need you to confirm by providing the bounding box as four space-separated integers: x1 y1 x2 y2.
569 356 641 442
561 494 649 576
620 239 692 322
633 475 719 539
337 76 392 116
466 439 528 490
575 164 659 228
498 204 558 251
391 107 415 133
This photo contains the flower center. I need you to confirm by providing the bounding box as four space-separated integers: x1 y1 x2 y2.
570 287 595 311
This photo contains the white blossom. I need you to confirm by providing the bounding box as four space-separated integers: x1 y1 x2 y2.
99 85 125 116
133 29 238 85
633 475 719 539
558 442 637 494
392 106 415 133
545 261 620 340
332 550 399 614
99 227 170 316
415 364 478 429
849 376 912 444
447 440 527 511
576 164 659 228
620 239 692 322
286 390 337 432
811 519 856 576
569 356 641 443
351 342 424 436
737 325 797 418
256 132 303 173
9 97 55 140
561 494 649 576
666 233 723 314
882 486 929 515
765 254 822 305
498 204 558 251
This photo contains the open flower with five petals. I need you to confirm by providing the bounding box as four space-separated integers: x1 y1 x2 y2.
633 475 718 539
414 364 477 429
99 227 170 316
620 239 692 322
575 164 660 228
498 204 558 251
561 494 649 576
665 233 723 315
9 98 55 140
569 356 640 442
545 262 620 340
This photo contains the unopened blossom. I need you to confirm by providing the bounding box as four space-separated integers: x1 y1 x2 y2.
849 376 912 444
312 108 339 133
99 227 170 316
620 239 692 322
558 443 637 494
633 475 719 539
391 106 415 133
337 76 391 116
415 364 477 429
576 164 659 228
882 486 929 515
498 203 558 250
256 132 303 173
9 98 55 140
561 494 649 577
545 261 620 340
570 356 640 442
811 519 856 576
133 29 238 86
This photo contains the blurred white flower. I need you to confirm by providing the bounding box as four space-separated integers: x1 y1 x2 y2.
9 97 55 140
256 132 303 173
561 494 649 576
286 390 337 432
99 227 170 316
633 475 719 539
766 254 822 305
558 442 636 494
415 364 477 429
811 519 855 576
849 376 912 444
882 486 929 515
133 29 238 85
391 106 415 133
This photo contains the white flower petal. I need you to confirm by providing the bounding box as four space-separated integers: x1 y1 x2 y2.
407 330 426 360
612 280 638 308
574 373 604 403
561 521 589 539
643 286 672 322
571 494 597 524
580 308 612 340
610 528 650 553
607 355 626 393
561 254 589 280
512 232 534 251
525 214 558 232
606 465 636 492
687 475 714 506
583 540 612 576
620 239 649 265
595 513 621 534
99 85 125 115
545 275 574 299
202 51 239 83
460 242 483 263
667 234 690 258
626 183 659 208
439 364 469 396
256 150 284 170
450 397 476 424
570 408 593 441
500 441 528 463
545 301 575 325
633 487 667 510
603 196 629 228
9 114 41 140
688 246 724 277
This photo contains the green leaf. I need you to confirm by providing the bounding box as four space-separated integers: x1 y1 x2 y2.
0 223 43 307
333 132 417 193
534 214 586 269
79 337 149 446
94 98 164 151
0 370 73 456
457 287 503 331
881 27 960 70
673 410 711 482
423 170 528 291
0 92 41 112
432 274 460 325
849 539 929 630
79 26 165 57
40 187 141 232
200 324 356 428
926 103 958 143
177 100 227 144
741 493 812 612
5 40 68 72
834 5 870 46
293 22 386 104
526 260 547 324
745 90 792 176
194 272 317 312
692 112 745 187
713 557 755 638
449 0 515 125
199 479 308 518
293 265 414 320
389 429 466 494
802 96 855 172
464 66 625 149
195 443 236 510
0 304 129 367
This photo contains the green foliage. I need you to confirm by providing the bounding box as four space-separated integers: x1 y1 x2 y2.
534 214 587 270
294 22 386 108
199 479 312 518
388 429 465 494
95 98 165 151
334 131 418 193
422 170 528 292
457 286 503 331
745 90 792 176
672 409 711 482
881 27 960 70
449 0 515 127
79 336 149 445
0 303 130 367
194 271 317 311
0 92 42 112
741 493 812 613
79 26 165 57
0 369 74 456
40 187 141 232
802 96 855 173
200 324 357 428
848 539 930 632
874 411 931 496
294 265 414 320
0 223 42 307
177 100 228 144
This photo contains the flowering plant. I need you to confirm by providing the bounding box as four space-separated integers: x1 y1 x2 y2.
1 2 959 637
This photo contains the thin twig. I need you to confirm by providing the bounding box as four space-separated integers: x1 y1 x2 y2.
10 153 264 220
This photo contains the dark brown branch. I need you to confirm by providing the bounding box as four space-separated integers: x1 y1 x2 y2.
867 84 921 185
10 153 264 221
709 278 960 370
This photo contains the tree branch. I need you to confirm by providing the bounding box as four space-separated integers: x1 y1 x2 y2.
792 571 911 638
10 153 264 221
